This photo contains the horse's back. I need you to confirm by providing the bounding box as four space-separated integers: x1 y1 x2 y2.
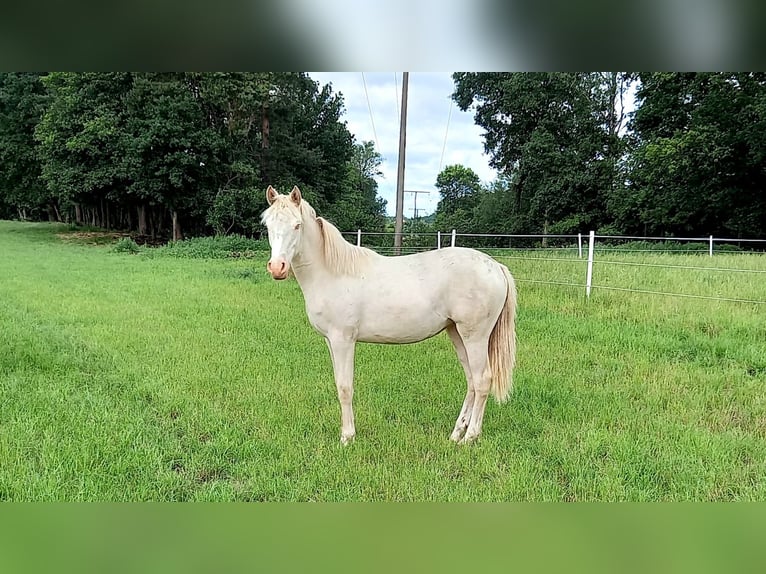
390 247 507 287
375 246 509 329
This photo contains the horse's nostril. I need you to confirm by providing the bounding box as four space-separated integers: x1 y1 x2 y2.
267 259 287 276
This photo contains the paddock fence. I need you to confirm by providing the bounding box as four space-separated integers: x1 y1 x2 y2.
340 229 766 305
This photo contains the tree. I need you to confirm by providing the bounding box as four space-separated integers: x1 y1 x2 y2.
198 72 274 235
626 73 766 237
433 164 482 232
452 73 621 234
122 73 218 239
35 72 133 228
471 175 528 234
202 73 359 235
326 141 387 231
2 72 387 240
265 74 354 209
0 73 51 220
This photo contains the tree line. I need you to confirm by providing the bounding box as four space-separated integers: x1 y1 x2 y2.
433 73 766 240
2 72 765 242
0 72 386 239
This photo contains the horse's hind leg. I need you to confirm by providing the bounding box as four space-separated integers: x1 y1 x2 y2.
455 331 493 444
447 323 474 442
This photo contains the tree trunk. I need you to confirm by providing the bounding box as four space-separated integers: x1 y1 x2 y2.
514 173 524 213
52 200 62 222
75 203 83 225
261 102 270 184
262 103 270 150
171 209 183 241
542 218 549 247
137 204 148 235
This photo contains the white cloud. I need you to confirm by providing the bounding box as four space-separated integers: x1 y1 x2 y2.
309 72 497 216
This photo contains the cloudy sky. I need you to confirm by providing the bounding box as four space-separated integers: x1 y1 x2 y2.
308 73 497 216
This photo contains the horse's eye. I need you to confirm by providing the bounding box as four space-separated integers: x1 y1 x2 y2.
294 223 301 230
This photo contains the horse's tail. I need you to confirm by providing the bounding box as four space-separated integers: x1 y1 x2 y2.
488 264 517 403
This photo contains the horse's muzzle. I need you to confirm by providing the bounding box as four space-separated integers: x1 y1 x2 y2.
267 258 289 280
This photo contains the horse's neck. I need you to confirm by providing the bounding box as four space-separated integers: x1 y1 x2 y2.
291 226 332 289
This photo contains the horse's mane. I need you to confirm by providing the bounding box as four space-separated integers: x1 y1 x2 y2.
309 205 378 277
262 195 377 277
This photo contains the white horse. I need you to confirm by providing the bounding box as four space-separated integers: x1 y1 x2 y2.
261 185 517 444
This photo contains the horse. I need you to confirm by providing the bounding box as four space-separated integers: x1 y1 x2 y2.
261 185 517 445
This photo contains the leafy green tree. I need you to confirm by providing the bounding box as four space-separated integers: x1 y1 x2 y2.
597 72 636 233
198 72 273 235
472 175 529 234
326 141 387 231
202 73 358 235
0 73 51 219
452 73 619 234
433 164 482 232
35 72 133 227
626 72 766 237
2 72 387 240
265 74 354 209
122 73 217 239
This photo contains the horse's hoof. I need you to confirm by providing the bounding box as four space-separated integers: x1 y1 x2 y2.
449 430 465 442
340 434 355 445
458 434 479 445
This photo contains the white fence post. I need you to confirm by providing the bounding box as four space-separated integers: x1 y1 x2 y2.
578 233 583 258
357 229 361 247
709 235 713 257
437 231 441 250
586 230 595 298
451 229 456 247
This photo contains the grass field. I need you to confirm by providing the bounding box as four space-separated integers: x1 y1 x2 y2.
2 220 766 501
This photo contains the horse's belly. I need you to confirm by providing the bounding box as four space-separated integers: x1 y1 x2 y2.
356 310 449 344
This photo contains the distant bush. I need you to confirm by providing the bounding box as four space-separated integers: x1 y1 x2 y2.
600 241 742 253
155 235 269 259
112 237 142 254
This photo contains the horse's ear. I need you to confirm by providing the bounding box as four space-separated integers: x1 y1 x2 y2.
289 186 302 206
266 185 278 205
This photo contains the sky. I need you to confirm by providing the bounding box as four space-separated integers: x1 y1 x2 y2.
308 73 497 217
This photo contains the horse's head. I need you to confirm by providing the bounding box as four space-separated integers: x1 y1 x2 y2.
261 185 306 280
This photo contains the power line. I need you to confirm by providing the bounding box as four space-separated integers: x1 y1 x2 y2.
361 72 380 152
439 99 453 173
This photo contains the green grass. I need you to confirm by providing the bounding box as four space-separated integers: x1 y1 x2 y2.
2 220 766 501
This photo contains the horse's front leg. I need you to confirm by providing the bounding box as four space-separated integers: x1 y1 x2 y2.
326 336 357 445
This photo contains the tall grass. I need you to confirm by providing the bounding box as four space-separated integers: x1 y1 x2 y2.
1 220 765 501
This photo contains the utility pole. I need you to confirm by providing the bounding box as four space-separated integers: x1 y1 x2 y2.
393 72 409 255
405 189 431 234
